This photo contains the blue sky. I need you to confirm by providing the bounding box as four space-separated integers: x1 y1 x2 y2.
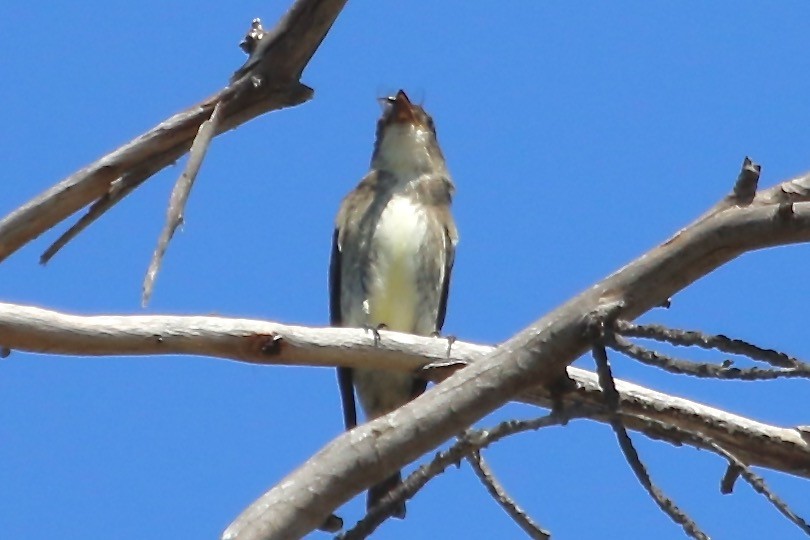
2 2 810 539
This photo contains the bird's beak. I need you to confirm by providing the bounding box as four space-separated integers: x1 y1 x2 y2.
387 90 416 124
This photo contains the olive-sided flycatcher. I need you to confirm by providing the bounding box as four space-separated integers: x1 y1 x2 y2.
329 90 458 518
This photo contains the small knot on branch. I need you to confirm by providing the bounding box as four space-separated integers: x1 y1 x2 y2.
317 513 343 533
732 156 761 205
240 19 267 54
584 299 625 340
256 334 284 355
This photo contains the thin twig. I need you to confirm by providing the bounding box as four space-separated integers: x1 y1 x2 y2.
466 450 550 539
142 102 222 306
615 320 803 369
591 321 709 540
339 409 588 540
713 451 810 534
628 413 810 536
40 160 167 265
337 438 476 540
609 333 810 380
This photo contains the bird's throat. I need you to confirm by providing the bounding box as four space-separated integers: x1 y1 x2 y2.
373 124 435 175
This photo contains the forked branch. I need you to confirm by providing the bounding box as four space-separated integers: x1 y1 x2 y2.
0 0 349 302
591 319 708 539
339 412 581 540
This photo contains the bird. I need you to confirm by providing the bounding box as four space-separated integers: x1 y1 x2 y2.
329 90 458 518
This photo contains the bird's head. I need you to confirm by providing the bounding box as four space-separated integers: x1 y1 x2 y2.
371 90 446 174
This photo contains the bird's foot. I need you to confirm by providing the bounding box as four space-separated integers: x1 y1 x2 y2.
364 323 387 347
431 331 457 358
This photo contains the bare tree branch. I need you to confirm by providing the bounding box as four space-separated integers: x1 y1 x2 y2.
39 158 169 265
615 320 805 369
1 301 808 482
628 414 810 536
696 156 761 220
5 284 806 537
754 168 810 205
142 102 223 306
608 333 810 380
340 411 582 540
521 367 810 481
712 451 810 535
218 160 810 539
591 323 708 540
466 451 551 540
0 0 348 266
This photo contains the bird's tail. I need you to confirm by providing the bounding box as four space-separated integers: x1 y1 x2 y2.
367 470 406 519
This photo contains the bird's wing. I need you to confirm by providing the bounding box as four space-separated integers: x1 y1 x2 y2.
331 172 380 430
330 227 357 429
409 198 457 400
435 204 458 332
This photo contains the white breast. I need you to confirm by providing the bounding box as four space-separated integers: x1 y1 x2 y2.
366 195 429 332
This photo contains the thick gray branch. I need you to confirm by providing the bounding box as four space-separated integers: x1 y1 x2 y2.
222 165 810 539
1 301 806 484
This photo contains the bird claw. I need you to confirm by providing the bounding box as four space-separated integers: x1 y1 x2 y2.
431 331 456 358
364 323 387 347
